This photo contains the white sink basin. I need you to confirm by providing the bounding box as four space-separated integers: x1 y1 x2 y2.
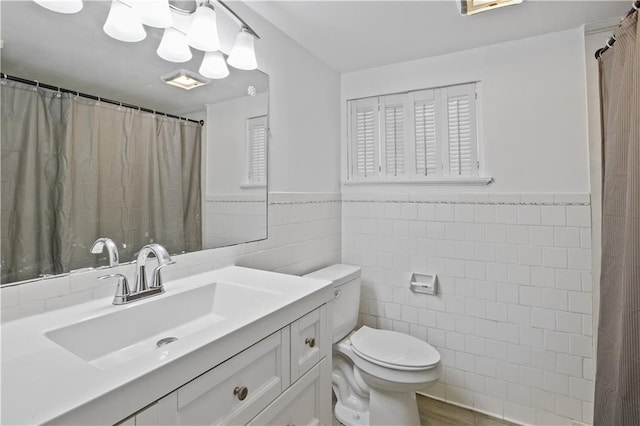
45 281 282 370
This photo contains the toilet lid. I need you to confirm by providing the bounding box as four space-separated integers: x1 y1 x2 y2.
350 326 440 370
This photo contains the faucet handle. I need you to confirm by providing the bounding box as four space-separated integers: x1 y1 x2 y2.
99 273 130 305
151 261 176 289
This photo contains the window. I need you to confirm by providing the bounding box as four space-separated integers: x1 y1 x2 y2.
347 82 484 183
245 115 267 186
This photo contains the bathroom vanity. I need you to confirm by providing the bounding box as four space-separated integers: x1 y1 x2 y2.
1 266 333 425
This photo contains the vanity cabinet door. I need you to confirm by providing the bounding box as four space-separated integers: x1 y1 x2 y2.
174 330 289 425
247 359 330 426
114 394 178 426
134 394 178 425
290 306 327 383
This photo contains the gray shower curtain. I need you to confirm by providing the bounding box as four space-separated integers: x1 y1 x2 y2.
594 11 640 426
1 80 202 283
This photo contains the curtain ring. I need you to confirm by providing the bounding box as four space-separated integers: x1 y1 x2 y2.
33 80 39 91
606 36 616 48
633 1 639 11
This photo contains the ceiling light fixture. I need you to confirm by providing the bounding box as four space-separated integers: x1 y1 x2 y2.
161 69 210 90
459 0 523 15
34 0 83 14
227 27 257 71
199 51 229 79
33 0 260 84
103 0 146 42
157 27 192 62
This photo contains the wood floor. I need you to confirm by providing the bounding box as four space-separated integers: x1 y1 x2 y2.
417 395 516 426
332 393 517 426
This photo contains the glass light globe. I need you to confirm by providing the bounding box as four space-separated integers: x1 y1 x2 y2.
199 51 229 79
227 28 257 71
103 0 146 43
157 28 192 63
34 0 83 14
186 4 220 52
135 0 173 28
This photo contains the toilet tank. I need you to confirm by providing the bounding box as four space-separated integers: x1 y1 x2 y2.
304 264 361 343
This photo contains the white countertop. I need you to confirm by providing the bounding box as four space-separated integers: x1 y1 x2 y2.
1 266 333 425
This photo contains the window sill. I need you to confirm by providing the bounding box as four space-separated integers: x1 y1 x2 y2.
240 182 267 189
343 177 493 186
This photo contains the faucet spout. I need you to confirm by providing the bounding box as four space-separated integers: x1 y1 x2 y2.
90 238 119 267
134 244 173 293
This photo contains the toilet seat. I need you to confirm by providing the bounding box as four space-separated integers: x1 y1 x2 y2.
350 326 440 371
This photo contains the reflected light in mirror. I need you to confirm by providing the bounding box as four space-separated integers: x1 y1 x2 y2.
161 69 210 90
157 28 192 63
199 51 229 79
186 2 220 52
103 0 146 42
34 0 83 14
227 28 257 71
134 0 173 28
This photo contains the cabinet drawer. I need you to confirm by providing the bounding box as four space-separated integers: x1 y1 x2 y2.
290 306 327 383
176 330 289 425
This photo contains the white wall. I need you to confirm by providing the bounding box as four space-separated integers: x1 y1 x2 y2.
233 3 342 193
206 92 268 195
341 28 590 194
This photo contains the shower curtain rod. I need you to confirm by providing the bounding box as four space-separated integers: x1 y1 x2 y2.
0 73 204 126
594 0 640 59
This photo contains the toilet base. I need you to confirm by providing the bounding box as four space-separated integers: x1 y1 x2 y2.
335 400 370 426
368 387 420 426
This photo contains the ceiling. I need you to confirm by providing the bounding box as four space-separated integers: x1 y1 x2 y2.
245 0 630 73
1 0 629 111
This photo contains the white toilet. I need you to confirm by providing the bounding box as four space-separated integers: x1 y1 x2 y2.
305 264 441 426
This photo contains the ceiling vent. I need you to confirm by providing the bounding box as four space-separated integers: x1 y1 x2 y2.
459 0 523 15
161 69 210 90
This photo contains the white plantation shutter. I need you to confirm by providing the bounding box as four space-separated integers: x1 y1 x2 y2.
346 82 480 182
247 115 267 183
411 90 440 176
444 83 477 176
380 94 407 176
349 97 379 178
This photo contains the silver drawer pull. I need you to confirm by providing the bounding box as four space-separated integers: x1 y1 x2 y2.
305 337 316 348
233 386 248 401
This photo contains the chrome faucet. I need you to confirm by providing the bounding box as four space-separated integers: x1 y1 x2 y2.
134 243 174 293
90 237 119 267
98 243 174 305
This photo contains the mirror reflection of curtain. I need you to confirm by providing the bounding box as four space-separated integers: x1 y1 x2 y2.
594 10 640 426
1 80 202 283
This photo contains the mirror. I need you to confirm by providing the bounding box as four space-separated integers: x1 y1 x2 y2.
0 1 268 284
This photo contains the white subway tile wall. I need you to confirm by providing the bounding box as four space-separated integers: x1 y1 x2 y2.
204 196 266 248
1 192 341 323
343 193 593 426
